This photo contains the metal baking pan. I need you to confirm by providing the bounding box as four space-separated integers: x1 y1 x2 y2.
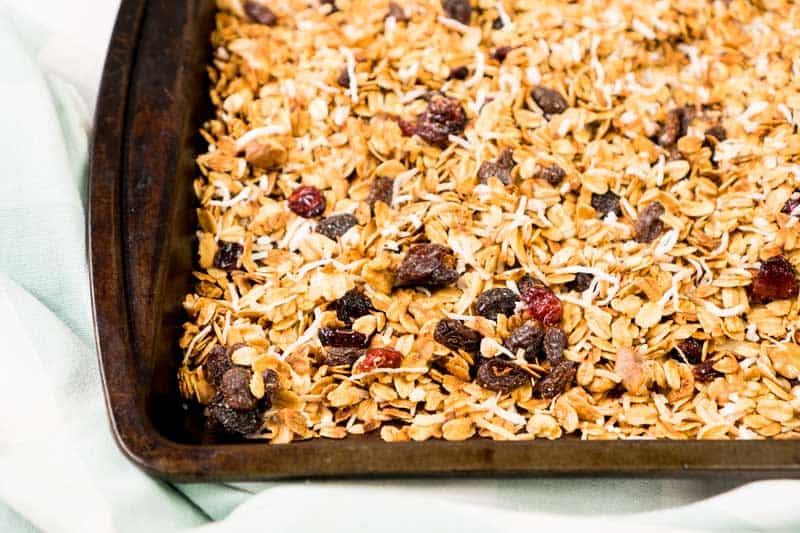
89 0 800 480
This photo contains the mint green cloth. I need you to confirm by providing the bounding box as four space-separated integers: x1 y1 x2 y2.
1 2 798 532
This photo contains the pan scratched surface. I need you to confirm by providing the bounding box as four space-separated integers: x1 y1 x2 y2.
89 0 800 480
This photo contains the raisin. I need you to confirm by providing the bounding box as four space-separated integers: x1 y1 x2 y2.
220 368 257 411
492 46 513 62
387 1 408 21
318 328 368 347
414 93 468 148
521 285 563 326
336 67 350 88
491 16 504 29
441 0 471 24
449 65 469 80
704 125 726 143
670 337 703 365
693 359 723 383
434 319 482 352
531 86 567 115
591 190 622 218
367 176 394 209
316 213 357 240
543 326 567 366
781 192 800 217
320 0 338 13
475 288 519 321
244 0 278 25
323 347 366 366
204 345 232 385
566 272 594 292
748 255 799 304
335 288 372 324
261 369 280 408
634 201 665 243
476 358 529 393
534 360 577 399
396 243 460 287
355 347 403 373
477 148 515 185
214 241 243 272
504 320 544 362
288 185 326 217
206 400 260 435
658 107 692 147
540 164 566 186
517 273 541 294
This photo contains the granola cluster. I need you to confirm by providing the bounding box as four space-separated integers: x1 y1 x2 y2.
178 0 800 442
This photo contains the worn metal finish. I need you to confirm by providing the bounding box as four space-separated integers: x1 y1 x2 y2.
90 0 800 481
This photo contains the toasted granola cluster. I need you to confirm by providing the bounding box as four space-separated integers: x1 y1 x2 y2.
178 0 800 442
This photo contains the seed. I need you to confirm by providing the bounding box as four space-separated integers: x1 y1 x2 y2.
434 319 483 352
316 213 358 240
335 288 373 324
504 320 544 362
396 243 460 287
748 255 799 304
214 241 243 272
244 1 278 25
634 201 665 243
521 285 563 326
288 185 326 217
318 328 368 347
591 190 622 218
475 288 519 321
475 358 530 393
531 86 567 115
355 348 403 373
441 0 471 24
534 360 577 399
367 176 394 210
540 164 566 186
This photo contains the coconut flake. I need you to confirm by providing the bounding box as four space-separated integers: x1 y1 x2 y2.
340 47 358 103
704 302 746 317
495 1 512 27
185 325 212 358
464 52 485 88
280 308 323 359
235 124 290 151
210 185 252 208
437 15 471 33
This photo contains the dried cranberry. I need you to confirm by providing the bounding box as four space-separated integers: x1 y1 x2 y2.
634 201 665 243
318 328 367 347
441 0 471 24
591 190 622 218
204 345 232 385
244 0 278 25
414 93 468 148
288 185 326 217
492 46 513 62
434 319 482 352
658 107 692 147
387 1 408 21
214 241 243 272
491 16 504 29
781 192 800 217
521 285 563 326
220 368 257 411
504 320 544 362
396 243 460 287
476 358 529 393
748 255 799 304
670 338 703 365
543 326 567 366
534 360 577 399
531 86 567 115
693 359 723 383
449 65 469 80
316 213 357 240
355 347 403 373
566 272 594 292
540 164 565 186
336 67 350 88
477 148 515 185
323 347 366 366
367 176 394 209
206 400 260 435
335 288 372 324
475 288 519 321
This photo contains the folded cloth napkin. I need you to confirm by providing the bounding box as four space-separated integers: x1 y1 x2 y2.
1 1 798 532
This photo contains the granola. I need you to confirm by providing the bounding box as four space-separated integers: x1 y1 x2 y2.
179 0 800 442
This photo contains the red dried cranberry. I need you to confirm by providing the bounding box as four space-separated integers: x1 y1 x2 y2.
288 185 326 217
244 0 278 25
670 338 703 365
441 0 471 24
355 347 403 373
521 285 563 326
781 192 800 217
318 328 367 347
413 93 468 148
748 255 799 304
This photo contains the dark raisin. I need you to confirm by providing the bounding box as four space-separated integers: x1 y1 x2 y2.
441 0 471 24
521 285 563 326
398 119 417 137
704 125 726 143
244 0 278 25
323 347 366 366
387 1 408 21
220 368 257 411
204 345 232 385
335 288 372 324
260 369 280 409
434 319 482 352
491 16 504 29
414 93 468 148
336 67 350 88
517 273 542 293
355 347 403 373
318 328 368 347
531 86 567 115
543 327 567 366
748 255 799 304
504 320 544 362
693 359 723 383
540 164 566 186
534 360 577 399
320 0 338 13
658 107 692 147
492 46 513 62
781 192 800 217
449 65 469 80
367 176 394 209
475 288 519 321
670 338 703 365
477 148 515 185
396 243 460 287
288 185 326 217
476 358 529 393
316 213 358 240
566 272 594 292
591 190 622 218
206 400 260 435
634 201 665 243
214 241 243 272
